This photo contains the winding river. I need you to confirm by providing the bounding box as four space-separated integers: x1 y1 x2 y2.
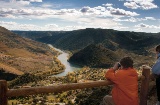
48 44 81 77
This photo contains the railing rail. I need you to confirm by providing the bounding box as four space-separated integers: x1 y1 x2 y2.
0 66 151 105
7 80 113 97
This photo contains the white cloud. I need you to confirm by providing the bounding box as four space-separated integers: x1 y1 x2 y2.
140 1 158 10
124 2 140 9
17 1 30 5
80 6 93 13
124 0 158 10
130 0 154 3
2 0 158 32
135 23 160 29
145 17 156 20
2 0 42 7
94 6 106 12
45 24 58 28
29 0 42 2
79 6 139 17
41 4 53 8
0 17 122 31
0 3 141 32
113 17 156 22
0 0 140 20
102 3 113 7
113 26 129 31
0 21 18 25
109 8 139 16
135 23 149 28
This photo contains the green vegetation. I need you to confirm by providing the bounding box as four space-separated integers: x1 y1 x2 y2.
0 69 18 81
14 28 160 55
69 44 118 68
2 27 158 104
8 67 157 105
8 67 112 105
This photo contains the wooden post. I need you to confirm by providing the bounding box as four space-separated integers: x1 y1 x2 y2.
0 80 8 105
140 66 151 105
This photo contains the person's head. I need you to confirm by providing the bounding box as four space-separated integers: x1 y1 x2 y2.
156 45 160 54
120 56 133 69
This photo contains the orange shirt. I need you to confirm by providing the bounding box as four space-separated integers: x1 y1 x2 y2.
105 68 139 105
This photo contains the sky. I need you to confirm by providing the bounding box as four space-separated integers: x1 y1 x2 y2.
0 0 160 33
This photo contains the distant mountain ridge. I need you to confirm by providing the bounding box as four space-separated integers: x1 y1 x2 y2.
13 28 160 68
13 28 160 55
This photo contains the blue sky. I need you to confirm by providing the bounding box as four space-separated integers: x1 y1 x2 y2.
0 0 160 33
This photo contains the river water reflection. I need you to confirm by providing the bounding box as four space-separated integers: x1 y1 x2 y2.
48 44 82 77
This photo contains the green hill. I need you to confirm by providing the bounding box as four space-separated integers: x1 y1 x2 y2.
13 28 160 69
14 28 160 55
68 44 119 68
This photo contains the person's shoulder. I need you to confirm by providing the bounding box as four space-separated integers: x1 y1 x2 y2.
119 68 138 74
129 68 138 72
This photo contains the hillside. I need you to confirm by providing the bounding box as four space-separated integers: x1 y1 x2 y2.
69 44 119 68
0 26 64 80
9 28 159 104
14 28 160 55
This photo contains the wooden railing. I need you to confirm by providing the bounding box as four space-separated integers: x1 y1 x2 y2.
0 66 151 105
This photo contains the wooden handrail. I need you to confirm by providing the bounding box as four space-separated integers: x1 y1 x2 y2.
6 75 143 97
7 80 113 97
0 66 151 105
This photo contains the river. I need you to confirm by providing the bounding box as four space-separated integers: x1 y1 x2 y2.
48 44 82 77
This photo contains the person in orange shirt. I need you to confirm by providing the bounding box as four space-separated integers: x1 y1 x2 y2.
101 56 139 105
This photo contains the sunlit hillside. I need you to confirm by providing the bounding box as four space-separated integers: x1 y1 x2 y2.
0 26 65 80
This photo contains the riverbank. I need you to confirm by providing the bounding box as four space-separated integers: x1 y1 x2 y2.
48 44 82 77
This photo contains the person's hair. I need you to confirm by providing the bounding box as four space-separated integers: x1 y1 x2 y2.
120 56 133 68
156 45 160 53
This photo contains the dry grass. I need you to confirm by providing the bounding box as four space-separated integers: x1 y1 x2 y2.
0 63 23 75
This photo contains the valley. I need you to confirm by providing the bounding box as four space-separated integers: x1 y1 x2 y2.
0 26 159 105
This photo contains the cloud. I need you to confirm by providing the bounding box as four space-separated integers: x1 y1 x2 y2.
135 23 160 29
113 26 129 31
124 0 158 10
10 0 42 3
139 1 158 10
113 17 156 22
0 21 18 25
145 17 156 20
45 24 58 28
17 1 30 5
80 6 94 13
41 4 53 8
0 0 140 20
0 0 42 8
29 0 42 2
135 23 149 28
80 6 139 17
5 0 42 6
124 2 140 9
0 17 122 31
0 1 148 32
102 3 113 7
109 8 139 16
